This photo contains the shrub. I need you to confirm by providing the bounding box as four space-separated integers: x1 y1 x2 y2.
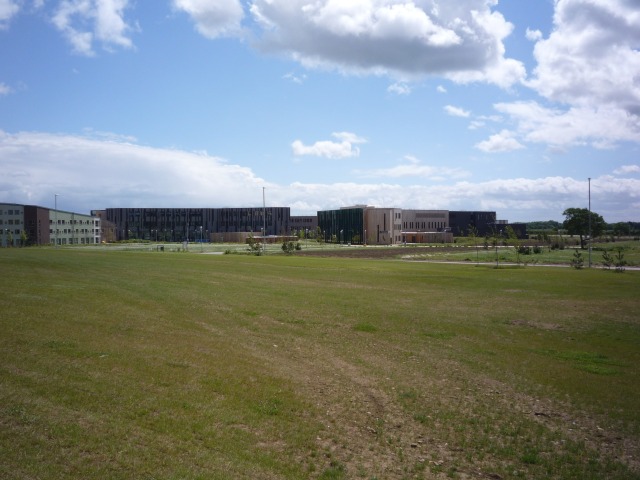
601 250 613 270
570 250 584 269
614 249 627 273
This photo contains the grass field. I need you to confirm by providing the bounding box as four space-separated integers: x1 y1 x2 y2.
1 248 639 479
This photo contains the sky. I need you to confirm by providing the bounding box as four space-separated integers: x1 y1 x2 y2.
0 0 639 223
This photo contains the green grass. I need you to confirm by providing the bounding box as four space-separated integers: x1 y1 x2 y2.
401 239 640 266
1 248 639 479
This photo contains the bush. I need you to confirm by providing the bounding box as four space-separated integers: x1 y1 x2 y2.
282 241 295 255
570 250 584 269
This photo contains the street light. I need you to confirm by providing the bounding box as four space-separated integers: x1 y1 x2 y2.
54 194 59 247
588 177 592 268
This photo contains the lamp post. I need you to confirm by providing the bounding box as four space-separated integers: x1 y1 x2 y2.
54 194 58 247
262 187 266 255
588 177 592 268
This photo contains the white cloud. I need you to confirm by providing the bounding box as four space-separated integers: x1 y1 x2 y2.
387 82 411 95
0 0 20 29
436 85 447 93
1 131 638 222
525 28 542 41
494 101 640 148
291 132 366 159
356 157 470 181
283 72 307 84
250 0 525 88
444 105 470 118
480 0 640 151
527 0 640 114
172 0 244 39
475 129 525 153
52 0 135 56
0 130 266 209
0 82 12 95
613 165 640 175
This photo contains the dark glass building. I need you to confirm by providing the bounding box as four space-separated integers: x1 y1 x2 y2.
105 207 292 242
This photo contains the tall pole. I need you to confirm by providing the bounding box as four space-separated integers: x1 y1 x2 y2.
262 187 266 255
588 177 592 268
54 194 58 247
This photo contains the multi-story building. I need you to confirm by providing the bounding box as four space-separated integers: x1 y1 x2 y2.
318 207 502 245
0 203 100 246
449 211 497 237
103 207 294 242
0 203 26 247
289 215 318 237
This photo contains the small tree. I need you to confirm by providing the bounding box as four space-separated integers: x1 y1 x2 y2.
601 250 613 270
247 233 262 256
468 225 479 264
614 248 627 273
505 226 522 265
570 250 584 269
281 240 295 255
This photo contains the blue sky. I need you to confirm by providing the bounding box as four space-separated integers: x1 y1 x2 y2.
1 0 638 222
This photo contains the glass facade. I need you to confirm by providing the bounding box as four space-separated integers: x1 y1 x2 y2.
318 208 364 244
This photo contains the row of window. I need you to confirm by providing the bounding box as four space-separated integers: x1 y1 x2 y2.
1 210 23 215
50 219 98 225
53 237 99 245
0 219 23 225
51 229 100 234
403 221 446 229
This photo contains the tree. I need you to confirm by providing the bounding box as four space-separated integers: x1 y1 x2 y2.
468 225 479 264
562 208 605 249
612 222 631 238
282 240 295 255
246 233 262 255
570 250 584 269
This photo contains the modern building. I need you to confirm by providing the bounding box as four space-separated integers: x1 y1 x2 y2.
318 206 450 245
448 211 497 237
289 215 318 237
1 203 100 246
103 207 295 242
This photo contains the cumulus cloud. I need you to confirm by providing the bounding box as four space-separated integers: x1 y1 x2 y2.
482 0 640 152
0 0 19 28
250 0 525 88
172 0 244 39
1 131 638 222
387 82 411 95
475 129 524 153
525 28 542 41
527 0 640 113
444 105 470 118
0 130 267 210
51 0 135 56
493 101 640 148
613 165 640 175
291 132 367 159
